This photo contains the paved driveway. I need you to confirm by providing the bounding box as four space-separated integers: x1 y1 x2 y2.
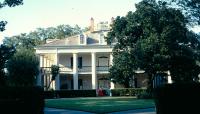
44 107 156 114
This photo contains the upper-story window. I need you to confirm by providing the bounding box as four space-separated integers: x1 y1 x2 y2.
99 33 105 45
80 34 84 44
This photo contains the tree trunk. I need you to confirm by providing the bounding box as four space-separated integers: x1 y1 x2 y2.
47 80 53 90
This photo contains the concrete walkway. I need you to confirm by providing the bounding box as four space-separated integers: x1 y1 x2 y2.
44 108 93 114
44 107 156 114
109 108 156 114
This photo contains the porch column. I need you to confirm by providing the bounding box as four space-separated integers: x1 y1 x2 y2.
55 51 60 90
167 70 172 84
92 52 97 89
37 55 43 86
40 55 44 67
47 59 50 67
110 53 115 89
73 53 78 90
43 57 47 68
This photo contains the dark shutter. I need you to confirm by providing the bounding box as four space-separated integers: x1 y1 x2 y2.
71 57 73 68
78 57 82 68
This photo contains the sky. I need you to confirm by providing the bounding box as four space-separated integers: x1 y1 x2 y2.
0 0 199 44
0 0 141 43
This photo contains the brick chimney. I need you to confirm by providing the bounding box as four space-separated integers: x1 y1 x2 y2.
111 17 114 25
90 17 94 32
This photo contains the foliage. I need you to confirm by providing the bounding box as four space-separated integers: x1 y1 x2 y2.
46 65 59 90
6 48 39 86
51 65 59 81
107 15 139 87
0 0 23 86
154 82 200 114
107 0 200 90
0 44 15 86
111 88 147 97
0 0 23 31
55 90 96 98
3 24 82 51
160 0 200 25
0 86 44 114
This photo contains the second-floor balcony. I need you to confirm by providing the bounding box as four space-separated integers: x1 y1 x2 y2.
42 66 110 74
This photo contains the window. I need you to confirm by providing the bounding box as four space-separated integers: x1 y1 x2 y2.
99 33 104 44
78 57 82 68
80 34 84 44
70 57 82 68
78 79 83 89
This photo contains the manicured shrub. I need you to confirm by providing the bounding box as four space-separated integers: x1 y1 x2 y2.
154 82 200 114
111 88 147 97
44 90 55 99
136 91 153 99
54 90 96 98
0 86 44 114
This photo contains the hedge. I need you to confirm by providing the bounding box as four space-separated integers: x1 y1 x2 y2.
154 83 200 114
44 90 96 98
111 88 147 97
0 86 44 114
44 88 150 98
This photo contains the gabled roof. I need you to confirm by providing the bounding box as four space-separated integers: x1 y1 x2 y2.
39 31 108 47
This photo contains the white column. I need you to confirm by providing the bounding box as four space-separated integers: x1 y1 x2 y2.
109 53 113 66
73 53 78 90
92 52 97 89
40 55 44 67
167 70 172 84
47 59 50 67
49 60 51 67
55 52 60 90
37 55 43 86
43 57 47 68
110 53 115 89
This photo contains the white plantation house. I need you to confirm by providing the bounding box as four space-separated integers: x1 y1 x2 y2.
35 18 170 90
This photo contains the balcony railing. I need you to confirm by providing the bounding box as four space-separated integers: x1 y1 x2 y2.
41 66 110 73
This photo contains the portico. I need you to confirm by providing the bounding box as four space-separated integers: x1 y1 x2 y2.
36 45 114 90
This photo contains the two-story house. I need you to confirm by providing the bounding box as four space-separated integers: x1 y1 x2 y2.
35 18 156 90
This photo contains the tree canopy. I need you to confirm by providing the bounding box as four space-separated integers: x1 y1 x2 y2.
0 0 23 86
3 24 82 51
6 48 39 86
107 0 200 89
0 44 15 86
160 0 200 26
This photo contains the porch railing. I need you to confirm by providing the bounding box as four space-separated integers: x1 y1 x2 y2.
41 66 110 73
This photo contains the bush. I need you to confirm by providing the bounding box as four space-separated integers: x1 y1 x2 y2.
111 88 147 97
0 86 44 114
44 90 55 99
56 90 96 98
136 91 153 99
154 82 200 114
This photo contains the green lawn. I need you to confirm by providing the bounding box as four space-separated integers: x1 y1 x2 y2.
45 97 155 113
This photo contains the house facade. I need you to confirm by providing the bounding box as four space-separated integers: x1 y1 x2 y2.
35 18 150 90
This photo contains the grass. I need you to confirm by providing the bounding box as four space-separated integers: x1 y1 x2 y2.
45 97 155 113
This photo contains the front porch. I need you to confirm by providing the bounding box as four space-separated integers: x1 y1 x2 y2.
42 73 111 90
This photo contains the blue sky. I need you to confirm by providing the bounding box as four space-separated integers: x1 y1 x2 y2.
0 0 140 41
0 0 199 43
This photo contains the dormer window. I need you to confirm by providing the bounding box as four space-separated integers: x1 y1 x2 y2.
80 34 84 44
99 33 105 45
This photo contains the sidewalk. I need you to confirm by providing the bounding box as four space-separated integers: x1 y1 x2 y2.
44 108 93 114
109 108 156 114
44 107 156 114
